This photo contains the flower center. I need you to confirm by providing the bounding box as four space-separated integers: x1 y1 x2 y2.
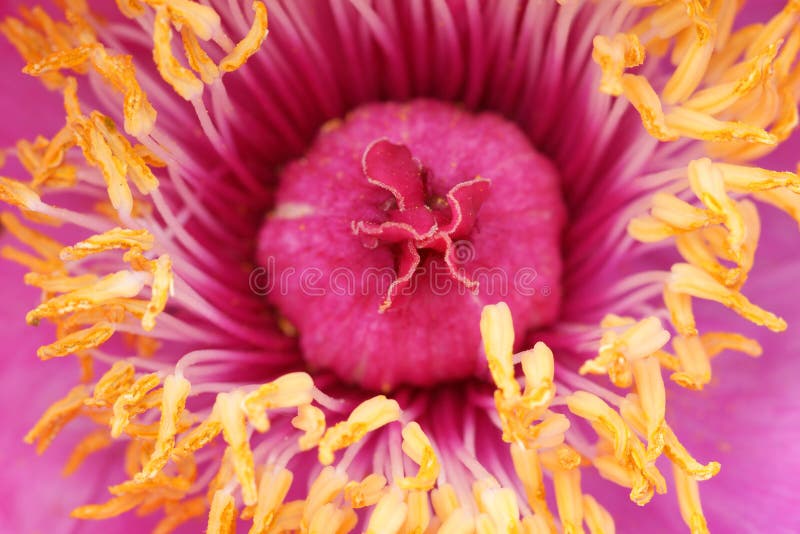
257 100 566 391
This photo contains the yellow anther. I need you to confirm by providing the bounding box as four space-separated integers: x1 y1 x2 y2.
518 341 556 412
650 192 717 231
242 371 314 432
0 176 46 212
669 262 786 331
552 456 584 534
438 508 474 534
220 2 269 73
22 43 96 76
153 6 204 100
716 162 800 193
215 391 258 506
60 228 154 261
142 254 173 331
664 106 777 144
317 395 401 465
181 27 219 84
207 490 237 534
24 272 97 292
675 232 742 287
366 487 408 534
306 502 358 534
154 497 206 534
88 112 160 196
627 215 680 242
398 422 440 491
662 20 716 104
620 74 679 141
566 392 629 461
509 444 555 530
24 384 88 454
88 360 135 407
663 286 697 337
403 490 432 534
37 321 115 360
26 270 148 326
139 374 191 480
479 487 522 534
580 316 670 388
670 335 712 390
431 484 461 522
684 41 780 115
115 0 146 18
0 212 63 261
663 425 721 482
592 33 645 95
521 514 551 534
249 467 292 534
173 416 222 458
701 331 762 358
687 158 745 258
344 473 386 508
582 495 615 534
631 356 666 459
111 372 160 437
480 302 518 399
159 0 223 42
268 500 304 532
673 465 710 534
302 466 349 529
291 403 326 451
72 494 144 520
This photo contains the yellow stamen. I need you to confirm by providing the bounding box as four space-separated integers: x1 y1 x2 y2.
669 262 787 331
142 254 173 331
631 356 666 459
216 391 258 506
152 6 204 100
478 487 522 534
317 395 401 465
592 33 645 95
566 392 629 461
366 487 408 534
60 228 154 261
139 374 191 480
250 467 293 534
219 2 269 73
670 335 712 390
242 371 314 433
26 270 148 325
24 384 88 454
399 422 440 491
302 466 349 530
673 464 710 534
37 321 115 359
431 483 461 522
0 176 46 212
207 490 237 534
701 331 762 357
582 495 615 534
291 403 326 451
111 372 160 437
480 302 518 399
181 27 220 84
619 74 679 141
72 494 144 520
403 490 432 534
662 20 715 104
552 452 584 534
154 496 206 534
344 473 387 509
509 444 556 530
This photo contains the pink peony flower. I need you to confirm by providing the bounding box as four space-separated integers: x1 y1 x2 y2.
1 1 799 533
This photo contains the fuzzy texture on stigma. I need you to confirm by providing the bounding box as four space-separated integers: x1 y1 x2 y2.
258 100 566 390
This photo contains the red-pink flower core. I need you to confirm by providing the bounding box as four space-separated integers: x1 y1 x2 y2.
257 100 566 391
